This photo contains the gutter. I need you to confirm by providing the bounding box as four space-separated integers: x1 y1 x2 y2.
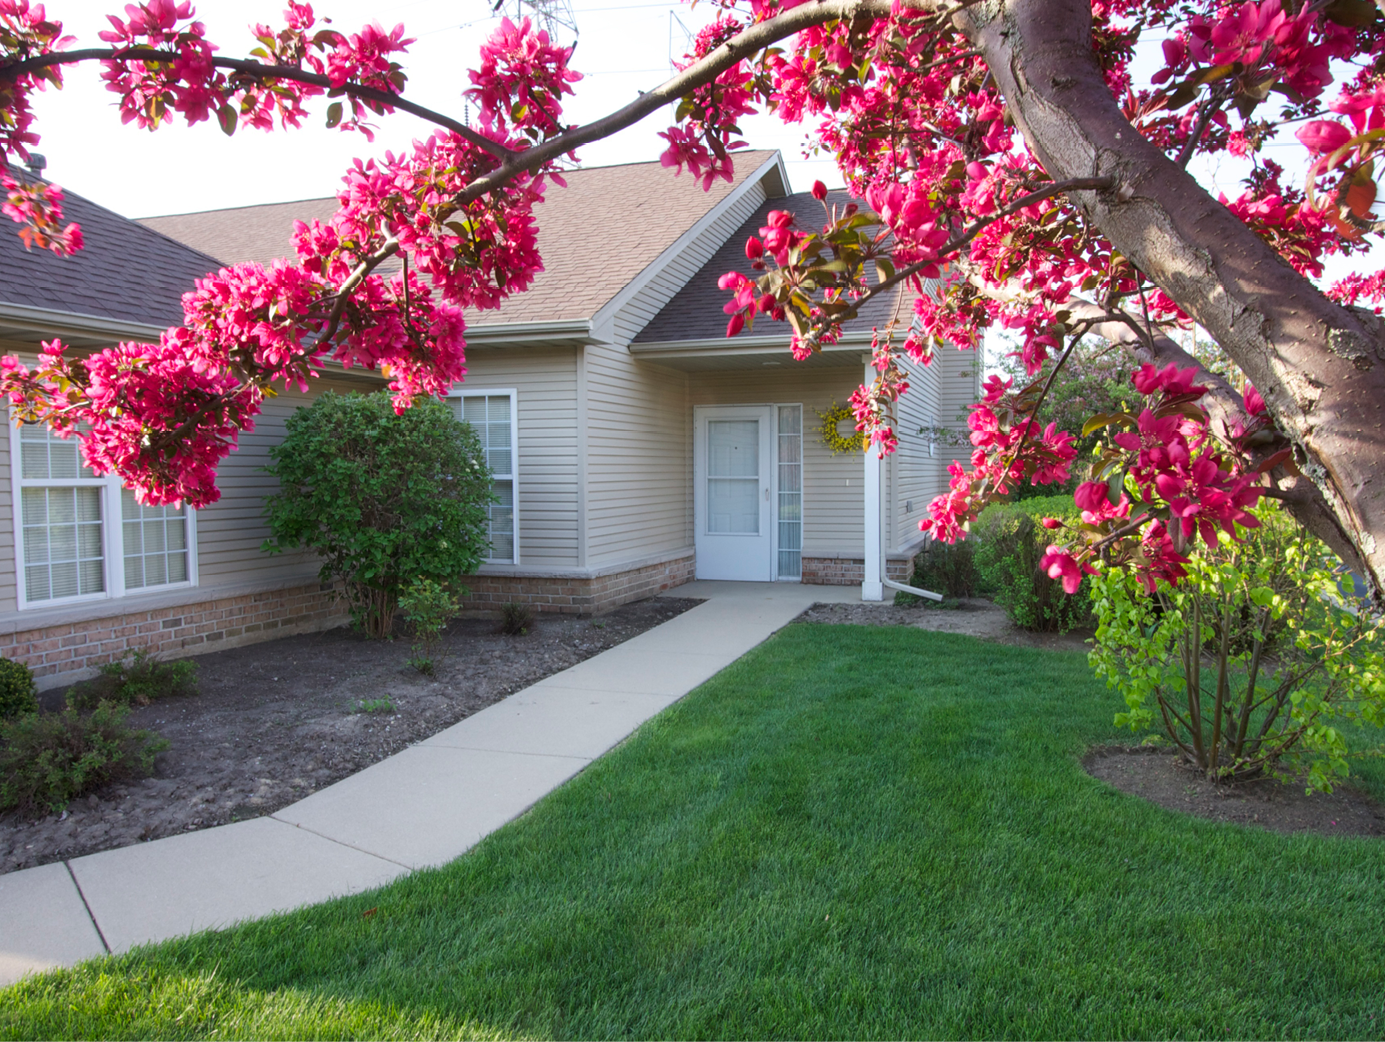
629 331 877 357
0 301 167 342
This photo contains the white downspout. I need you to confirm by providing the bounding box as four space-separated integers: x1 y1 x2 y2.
862 356 884 601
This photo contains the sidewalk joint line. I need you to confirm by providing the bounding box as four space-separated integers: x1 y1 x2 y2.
267 817 415 870
64 860 110 955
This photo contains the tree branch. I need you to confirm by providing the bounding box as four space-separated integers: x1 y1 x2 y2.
0 46 515 162
448 0 965 207
793 175 1115 344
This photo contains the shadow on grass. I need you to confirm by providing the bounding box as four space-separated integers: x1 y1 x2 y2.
6 625 1385 1040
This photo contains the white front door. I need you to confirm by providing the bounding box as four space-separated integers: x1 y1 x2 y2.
694 405 774 581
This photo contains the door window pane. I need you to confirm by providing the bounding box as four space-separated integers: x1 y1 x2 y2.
707 419 760 534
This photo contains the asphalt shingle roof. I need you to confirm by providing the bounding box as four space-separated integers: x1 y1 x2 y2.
634 189 907 344
139 151 781 328
0 177 221 328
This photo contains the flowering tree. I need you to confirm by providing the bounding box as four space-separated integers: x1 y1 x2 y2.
3 0 1385 600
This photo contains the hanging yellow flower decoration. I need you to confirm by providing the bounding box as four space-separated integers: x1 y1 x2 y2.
818 402 861 455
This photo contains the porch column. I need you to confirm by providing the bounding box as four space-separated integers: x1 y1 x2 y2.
862 357 885 601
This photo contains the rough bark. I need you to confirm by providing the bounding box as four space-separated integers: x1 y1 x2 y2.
954 0 1385 599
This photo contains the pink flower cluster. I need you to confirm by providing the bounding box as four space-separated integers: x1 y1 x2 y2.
0 11 582 506
467 16 580 140
1 173 80 253
0 0 71 164
1029 364 1264 595
658 15 754 190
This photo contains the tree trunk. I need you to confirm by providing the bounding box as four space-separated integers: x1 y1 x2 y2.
955 0 1385 599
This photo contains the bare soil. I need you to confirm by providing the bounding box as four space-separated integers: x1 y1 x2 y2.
1085 746 1385 838
797 596 1094 653
1 596 701 875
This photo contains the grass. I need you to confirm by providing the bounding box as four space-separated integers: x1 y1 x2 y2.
5 624 1385 1039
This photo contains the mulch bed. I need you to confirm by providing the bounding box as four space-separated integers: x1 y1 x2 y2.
1085 745 1385 838
1 596 701 875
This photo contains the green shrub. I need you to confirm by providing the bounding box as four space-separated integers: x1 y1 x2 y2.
1090 503 1385 793
906 536 981 600
500 602 535 636
973 494 1093 633
0 657 37 720
399 576 461 675
264 391 494 639
352 698 395 714
0 702 168 816
66 649 197 710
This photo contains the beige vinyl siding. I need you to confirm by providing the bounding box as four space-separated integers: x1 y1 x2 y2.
893 349 943 551
934 343 982 479
193 383 332 589
690 367 865 557
461 346 580 569
584 343 690 567
607 182 769 346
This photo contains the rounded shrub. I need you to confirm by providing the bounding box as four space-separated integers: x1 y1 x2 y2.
264 391 494 638
0 657 38 720
973 494 1094 633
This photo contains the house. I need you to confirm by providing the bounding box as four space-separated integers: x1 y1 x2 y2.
0 150 977 687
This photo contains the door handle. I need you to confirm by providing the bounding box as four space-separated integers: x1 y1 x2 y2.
764 487 770 501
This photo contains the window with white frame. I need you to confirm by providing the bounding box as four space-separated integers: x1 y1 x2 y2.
12 422 195 607
450 390 517 564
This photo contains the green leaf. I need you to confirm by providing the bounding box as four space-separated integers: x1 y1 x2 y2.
216 104 237 137
325 101 343 129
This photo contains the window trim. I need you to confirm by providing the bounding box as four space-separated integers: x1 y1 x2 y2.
446 387 520 566
9 419 199 611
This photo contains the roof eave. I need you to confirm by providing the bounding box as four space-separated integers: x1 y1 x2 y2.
629 329 877 357
463 318 596 348
0 301 166 344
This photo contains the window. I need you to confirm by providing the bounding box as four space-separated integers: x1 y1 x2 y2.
450 390 518 565
11 422 196 608
776 405 802 580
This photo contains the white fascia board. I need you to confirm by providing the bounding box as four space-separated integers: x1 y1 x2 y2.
629 329 877 358
0 302 165 342
462 318 594 346
589 151 790 346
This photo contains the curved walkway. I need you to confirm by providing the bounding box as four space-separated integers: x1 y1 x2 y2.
0 581 861 986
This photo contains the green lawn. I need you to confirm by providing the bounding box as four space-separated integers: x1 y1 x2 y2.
5 624 1385 1040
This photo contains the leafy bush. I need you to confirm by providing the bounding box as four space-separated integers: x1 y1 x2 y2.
500 602 534 636
905 536 981 601
264 391 494 638
973 495 1093 632
1089 504 1385 793
399 576 461 675
0 702 167 816
67 649 197 710
0 658 37 720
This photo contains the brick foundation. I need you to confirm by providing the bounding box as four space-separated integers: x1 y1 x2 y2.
1 581 348 686
457 552 696 616
802 555 912 586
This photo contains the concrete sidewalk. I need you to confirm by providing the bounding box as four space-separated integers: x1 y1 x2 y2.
0 580 857 986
